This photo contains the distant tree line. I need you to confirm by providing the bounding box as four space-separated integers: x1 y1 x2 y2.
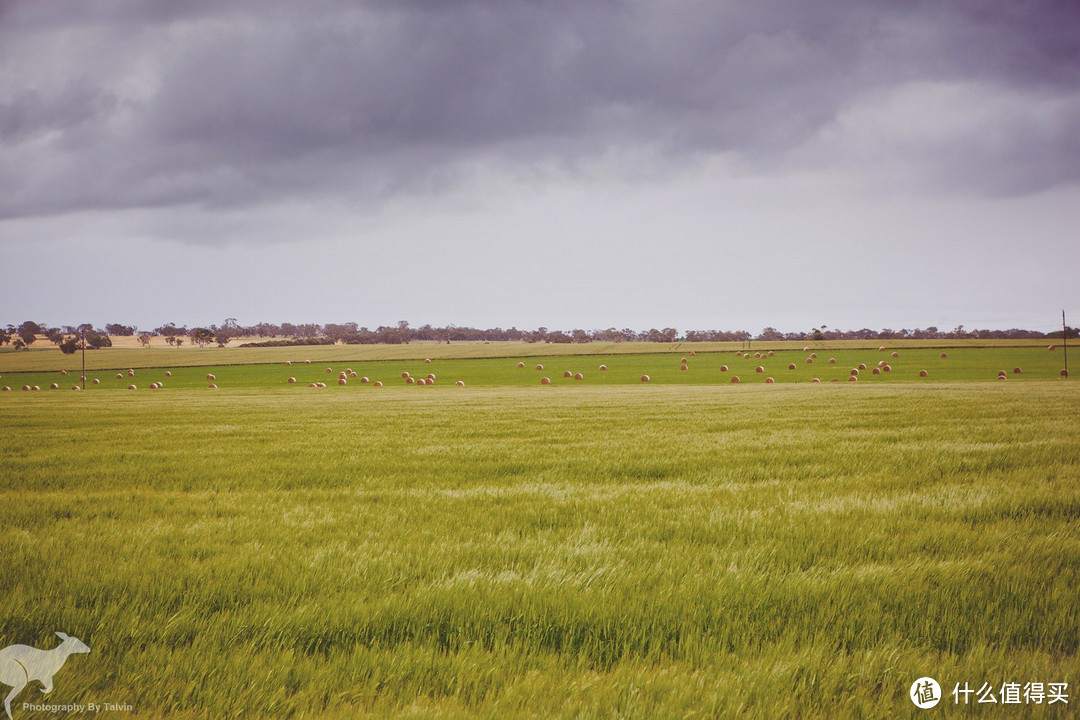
2 319 1075 352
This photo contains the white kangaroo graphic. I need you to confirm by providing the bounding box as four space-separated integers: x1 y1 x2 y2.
0 632 90 720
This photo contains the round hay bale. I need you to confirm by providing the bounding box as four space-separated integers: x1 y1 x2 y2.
60 370 68 376
49 383 59 390
373 381 383 387
304 359 311 364
754 352 762 358
427 373 435 380
427 378 435 385
455 380 465 387
339 372 347 379
735 352 743 358
998 371 1007 379
680 364 688 371
858 363 867 370
850 368 859 376
127 369 135 377
919 370 928 377
788 363 797 370
31 386 39 391
79 375 85 381
883 365 891 372
878 360 886 367
116 373 123 379
406 377 415 384
71 386 80 391
165 371 172 377
767 351 775 357
574 373 583 380
541 377 551 385
872 367 880 375
720 365 729 372
318 382 327 388
811 378 820 383
338 378 347 385
690 351 696 357
360 377 370 384
1048 345 1056 351
891 352 899 358
325 368 333 374
806 358 813 364
640 375 650 383
731 376 740 383
940 353 948 359
535 364 544 371
418 378 427 386
765 377 775 383
22 385 30 391
564 371 573 378
517 362 525 368
828 358 836 365
755 366 764 373
1013 367 1022 374
128 384 137 390
1061 369 1069 377
424 358 431 364
401 372 410 379
206 373 216 381
681 357 688 363
285 361 292 366
288 377 297 384
810 353 817 359
803 346 810 353
350 372 357 378
1 387 9 392
309 382 318 388
848 376 857 382
208 384 216 389
599 365 607 371
878 347 886 352
92 378 101 385
997 375 1007 380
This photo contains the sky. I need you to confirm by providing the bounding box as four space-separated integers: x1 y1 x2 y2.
1 0 1078 335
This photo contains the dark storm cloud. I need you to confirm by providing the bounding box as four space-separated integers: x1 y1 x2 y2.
1 0 1078 221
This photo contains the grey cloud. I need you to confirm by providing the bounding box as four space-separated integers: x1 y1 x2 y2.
1 0 1078 222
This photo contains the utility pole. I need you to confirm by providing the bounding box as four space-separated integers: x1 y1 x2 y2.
81 328 86 390
1064 310 1069 379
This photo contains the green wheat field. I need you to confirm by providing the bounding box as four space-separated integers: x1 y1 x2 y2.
1 343 1077 718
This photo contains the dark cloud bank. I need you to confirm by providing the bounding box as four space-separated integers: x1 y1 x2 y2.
2 0 1079 222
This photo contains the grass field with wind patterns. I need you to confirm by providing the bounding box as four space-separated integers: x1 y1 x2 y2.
0 344 1077 717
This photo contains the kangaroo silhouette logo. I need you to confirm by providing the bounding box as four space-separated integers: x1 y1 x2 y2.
0 632 90 719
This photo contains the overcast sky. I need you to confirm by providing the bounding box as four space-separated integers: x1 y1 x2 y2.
1 0 1077 335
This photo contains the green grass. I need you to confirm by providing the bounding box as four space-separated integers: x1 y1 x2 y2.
1 381 1077 718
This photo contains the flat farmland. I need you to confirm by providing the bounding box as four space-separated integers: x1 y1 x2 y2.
1 367 1077 717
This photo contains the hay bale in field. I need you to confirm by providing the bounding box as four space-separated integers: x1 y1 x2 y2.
32 385 40 391
455 380 465 386
919 370 928 377
858 363 867 370
207 384 216 389
754 352 762 358
78 375 85 381
1 387 9 392
735 352 743 358
850 368 859 376
373 381 383 387
811 378 820 383
71 386 80 391
720 365 729 372
803 346 811 352
285 361 292 366
401 371 410 378
848 376 857 382
339 372 347 379
1048 345 1056 351
690 351 696 357
879 347 886 352
765 377 775 383
165 371 172 377
536 364 544 371
361 377 370 384
1013 367 1022 374
206 373 216 381
828 358 836 364
883 365 891 372
681 357 688 363
564 371 573 378
767 351 775 357
574 373 583 380
640 375 650 382
338 378 347 385
755 366 764 373
304 359 311 364
60 370 68 376
350 371 357 378
92 378 100 385
997 375 1007 380
406 377 415 384
541 377 552 385
116 373 123 379
892 352 899 358
128 384 137 390
878 361 886 367
318 382 327 388
309 382 318 388
325 368 333 374
517 362 525 368
127 369 135 377
680 364 688 371
940 353 948 359
1062 369 1070 377
810 353 817 359
415 378 425 386
872 368 880 375
49 383 59 389
427 373 435 380
22 385 30 391
599 365 607 371
425 358 431 364
806 358 813 364
788 363 797 370
427 378 435 385
731 376 740 383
